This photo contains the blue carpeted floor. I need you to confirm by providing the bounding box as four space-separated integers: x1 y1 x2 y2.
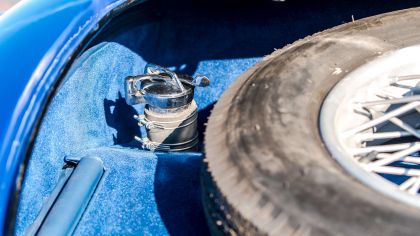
70 148 206 236
15 0 420 235
15 38 259 236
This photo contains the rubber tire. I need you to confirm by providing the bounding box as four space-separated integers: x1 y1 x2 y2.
202 7 420 236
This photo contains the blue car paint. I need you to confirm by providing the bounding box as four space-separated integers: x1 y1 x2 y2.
0 0 137 232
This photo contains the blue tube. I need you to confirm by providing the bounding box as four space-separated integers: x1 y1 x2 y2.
35 156 104 236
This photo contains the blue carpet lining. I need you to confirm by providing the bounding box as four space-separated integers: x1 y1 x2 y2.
16 1 420 234
15 39 259 235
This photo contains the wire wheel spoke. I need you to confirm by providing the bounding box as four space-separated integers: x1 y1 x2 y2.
320 47 420 206
339 74 420 194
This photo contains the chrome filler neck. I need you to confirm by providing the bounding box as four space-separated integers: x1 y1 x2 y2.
124 64 209 151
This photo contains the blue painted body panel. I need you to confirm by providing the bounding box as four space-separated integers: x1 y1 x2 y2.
0 0 133 232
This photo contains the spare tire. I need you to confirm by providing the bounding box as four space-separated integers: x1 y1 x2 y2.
202 8 420 236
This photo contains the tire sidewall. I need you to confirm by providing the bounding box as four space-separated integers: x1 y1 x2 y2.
205 8 420 236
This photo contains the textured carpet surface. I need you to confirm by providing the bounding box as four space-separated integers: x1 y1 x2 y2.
15 0 420 235
15 34 258 236
69 148 207 236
